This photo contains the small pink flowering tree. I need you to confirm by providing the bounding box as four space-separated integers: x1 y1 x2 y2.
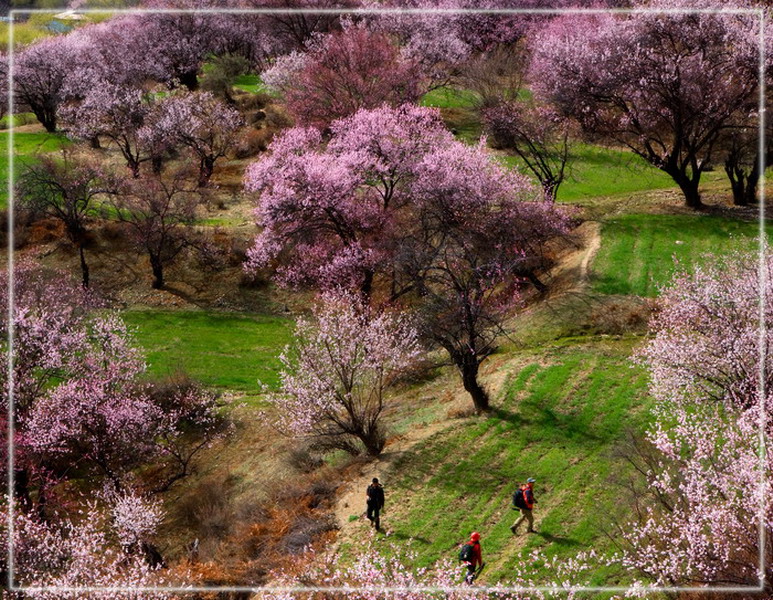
156 92 244 186
404 142 568 411
244 0 356 52
13 35 90 132
262 24 425 129
0 496 177 597
59 82 169 178
268 293 421 456
244 105 456 299
0 264 222 514
24 314 222 495
623 251 773 588
108 171 204 289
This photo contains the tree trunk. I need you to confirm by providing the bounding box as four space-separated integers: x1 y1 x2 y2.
13 467 32 511
128 159 141 179
179 69 199 92
78 244 90 288
724 156 757 206
459 358 489 412
361 269 374 302
34 107 57 133
744 167 760 205
542 179 558 203
140 542 166 569
726 166 746 205
359 424 385 456
674 176 703 209
198 156 215 187
151 257 164 289
523 270 547 294
741 161 760 206
151 155 164 175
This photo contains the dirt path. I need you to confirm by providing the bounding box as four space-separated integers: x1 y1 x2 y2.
330 419 451 535
579 222 602 284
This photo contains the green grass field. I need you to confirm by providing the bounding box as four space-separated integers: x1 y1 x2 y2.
420 87 480 111
0 113 38 130
499 144 682 203
0 130 68 207
374 339 649 586
591 214 768 297
123 310 294 395
233 73 272 94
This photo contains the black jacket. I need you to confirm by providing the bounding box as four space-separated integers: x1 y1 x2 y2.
366 483 385 508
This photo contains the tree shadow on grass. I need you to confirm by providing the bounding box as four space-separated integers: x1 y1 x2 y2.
386 531 432 545
490 406 603 445
534 531 581 547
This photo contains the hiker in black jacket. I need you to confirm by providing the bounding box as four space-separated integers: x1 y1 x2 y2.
366 477 385 531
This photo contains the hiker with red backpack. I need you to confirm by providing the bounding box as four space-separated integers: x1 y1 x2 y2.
459 531 484 584
510 477 537 534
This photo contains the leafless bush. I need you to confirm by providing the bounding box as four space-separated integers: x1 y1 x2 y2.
177 478 236 549
264 105 293 130
460 43 527 110
277 513 337 555
233 128 273 158
287 444 325 474
235 91 272 112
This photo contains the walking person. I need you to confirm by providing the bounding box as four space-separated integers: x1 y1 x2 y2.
366 477 385 531
510 477 537 534
459 531 483 585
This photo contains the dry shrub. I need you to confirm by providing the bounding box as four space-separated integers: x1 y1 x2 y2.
176 477 237 555
588 299 652 335
277 513 337 555
233 128 273 159
264 105 293 130
25 217 64 245
235 91 271 112
98 220 129 245
238 267 271 289
287 444 324 474
245 109 267 127
447 403 478 420
175 469 339 589
226 236 252 267
393 355 437 387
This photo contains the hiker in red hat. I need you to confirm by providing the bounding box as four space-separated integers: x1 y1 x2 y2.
459 531 483 585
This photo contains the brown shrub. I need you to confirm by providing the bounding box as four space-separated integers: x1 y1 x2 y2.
235 91 272 112
176 477 237 554
233 128 274 159
25 217 64 246
287 444 324 474
447 404 478 420
588 299 652 335
264 105 293 130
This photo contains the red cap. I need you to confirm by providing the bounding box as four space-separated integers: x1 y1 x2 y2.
470 531 481 542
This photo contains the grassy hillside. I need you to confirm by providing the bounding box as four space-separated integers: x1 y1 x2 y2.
499 144 692 203
591 214 768 297
0 130 68 207
341 338 649 586
123 310 293 398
